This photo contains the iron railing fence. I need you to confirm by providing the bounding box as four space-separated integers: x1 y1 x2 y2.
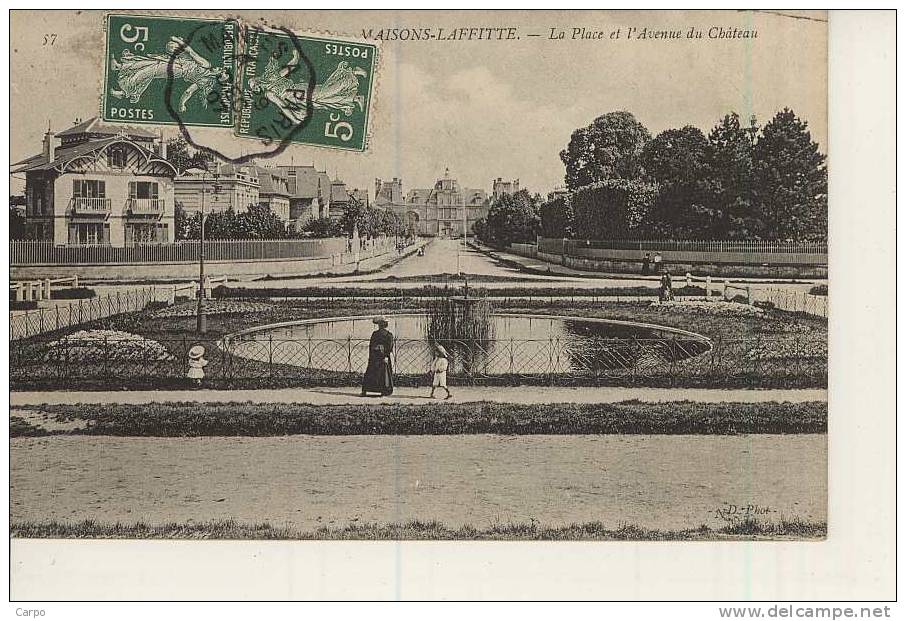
751 288 828 319
540 238 827 254
9 287 164 341
9 332 827 387
10 237 394 265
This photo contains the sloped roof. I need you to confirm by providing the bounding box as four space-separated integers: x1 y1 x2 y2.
12 137 160 174
279 166 331 200
254 167 290 197
57 117 156 140
406 189 432 203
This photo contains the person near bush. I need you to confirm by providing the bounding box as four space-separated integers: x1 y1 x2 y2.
659 269 674 303
653 251 663 272
642 252 651 275
187 344 209 386
429 343 452 400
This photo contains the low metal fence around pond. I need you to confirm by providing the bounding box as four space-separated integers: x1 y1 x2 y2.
9 331 827 388
9 287 163 341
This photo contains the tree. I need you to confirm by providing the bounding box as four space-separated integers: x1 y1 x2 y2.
166 136 212 174
484 189 541 247
9 206 27 240
174 201 192 240
472 217 489 244
640 126 713 237
540 195 574 238
703 112 761 238
203 207 239 239
236 203 286 239
752 108 827 241
559 111 651 191
301 216 341 238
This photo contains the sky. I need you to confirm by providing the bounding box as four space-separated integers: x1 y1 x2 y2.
10 10 827 197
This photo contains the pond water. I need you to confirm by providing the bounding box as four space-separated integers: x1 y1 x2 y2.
226 314 711 376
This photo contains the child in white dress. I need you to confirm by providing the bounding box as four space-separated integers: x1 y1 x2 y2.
187 344 208 386
429 344 452 400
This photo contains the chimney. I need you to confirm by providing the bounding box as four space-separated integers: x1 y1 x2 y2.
43 126 56 163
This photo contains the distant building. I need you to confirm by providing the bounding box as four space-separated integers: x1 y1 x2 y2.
375 169 490 237
492 177 520 200
11 117 177 246
276 165 332 230
547 186 569 202
254 166 291 222
327 177 369 220
174 163 260 216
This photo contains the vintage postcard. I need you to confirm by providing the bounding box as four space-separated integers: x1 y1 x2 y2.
8 8 892 604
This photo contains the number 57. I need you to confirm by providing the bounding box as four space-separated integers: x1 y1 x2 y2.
324 113 353 141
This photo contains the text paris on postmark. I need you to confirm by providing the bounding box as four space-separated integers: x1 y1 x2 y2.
236 26 377 152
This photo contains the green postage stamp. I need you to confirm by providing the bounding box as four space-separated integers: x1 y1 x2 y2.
103 13 238 127
102 14 377 151
236 27 377 152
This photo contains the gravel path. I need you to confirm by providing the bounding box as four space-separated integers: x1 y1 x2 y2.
11 386 826 407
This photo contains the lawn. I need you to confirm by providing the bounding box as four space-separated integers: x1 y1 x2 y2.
10 400 827 437
10 516 826 540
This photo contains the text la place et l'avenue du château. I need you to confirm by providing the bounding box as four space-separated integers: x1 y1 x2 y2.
360 25 757 42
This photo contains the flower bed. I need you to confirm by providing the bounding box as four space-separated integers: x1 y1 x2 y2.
745 338 828 362
649 300 765 317
152 300 272 319
42 329 174 362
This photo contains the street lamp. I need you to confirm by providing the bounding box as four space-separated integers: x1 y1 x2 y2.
185 162 221 334
744 114 759 146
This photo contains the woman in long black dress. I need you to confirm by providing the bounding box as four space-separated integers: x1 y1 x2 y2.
361 316 394 396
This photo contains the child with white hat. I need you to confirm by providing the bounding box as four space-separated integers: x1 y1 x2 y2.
429 343 452 400
187 344 209 387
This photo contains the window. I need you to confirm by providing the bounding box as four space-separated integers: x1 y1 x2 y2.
73 179 105 198
126 223 168 244
109 146 127 169
68 223 109 245
128 181 159 199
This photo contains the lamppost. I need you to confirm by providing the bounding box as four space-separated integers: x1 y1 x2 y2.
185 163 221 334
744 114 759 146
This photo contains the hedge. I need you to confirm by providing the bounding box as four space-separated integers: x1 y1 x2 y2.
572 179 659 239
540 195 573 238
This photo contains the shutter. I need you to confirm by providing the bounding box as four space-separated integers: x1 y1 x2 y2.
68 225 77 245
125 225 133 244
160 224 169 243
102 223 110 245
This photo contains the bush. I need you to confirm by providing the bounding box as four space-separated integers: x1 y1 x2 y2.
572 179 659 239
809 284 827 296
540 196 573 238
50 287 96 300
10 300 38 311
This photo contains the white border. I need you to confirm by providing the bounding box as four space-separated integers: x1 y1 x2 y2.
3 6 898 609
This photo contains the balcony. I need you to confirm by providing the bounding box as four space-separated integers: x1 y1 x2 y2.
70 197 111 214
126 198 166 214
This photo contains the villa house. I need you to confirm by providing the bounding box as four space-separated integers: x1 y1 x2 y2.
12 117 178 246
